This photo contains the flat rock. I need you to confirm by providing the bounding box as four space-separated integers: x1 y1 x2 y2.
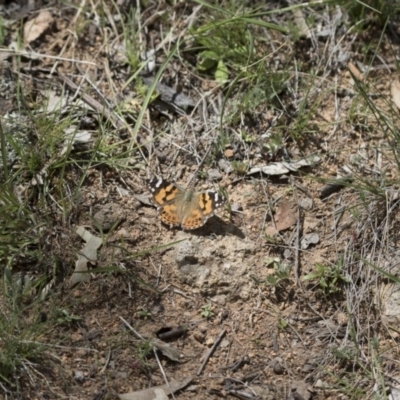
94 202 126 232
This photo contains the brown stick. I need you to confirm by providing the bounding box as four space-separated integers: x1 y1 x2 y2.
294 206 302 287
197 329 227 376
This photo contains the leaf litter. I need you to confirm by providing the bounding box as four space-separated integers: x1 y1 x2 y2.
118 376 193 400
265 198 298 236
70 227 102 286
23 10 54 44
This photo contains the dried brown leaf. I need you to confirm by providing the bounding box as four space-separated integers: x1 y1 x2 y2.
70 227 102 286
24 10 53 44
151 338 181 362
248 155 321 176
265 199 297 236
118 376 193 400
348 61 364 81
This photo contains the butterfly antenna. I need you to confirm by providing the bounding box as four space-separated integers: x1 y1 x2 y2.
186 143 213 186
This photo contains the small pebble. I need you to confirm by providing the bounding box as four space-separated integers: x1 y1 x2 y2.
74 371 84 383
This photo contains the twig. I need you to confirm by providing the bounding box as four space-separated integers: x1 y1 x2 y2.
294 206 302 287
197 329 227 376
99 348 111 374
120 315 177 399
119 316 145 340
0 381 8 393
154 348 176 400
21 340 99 352
261 181 281 240
0 48 96 65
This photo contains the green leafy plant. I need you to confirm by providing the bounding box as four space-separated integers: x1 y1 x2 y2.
123 10 141 71
265 258 291 287
201 304 214 319
197 170 208 180
137 339 154 361
240 130 256 143
231 161 248 176
138 309 152 320
54 309 82 325
250 335 264 347
278 319 289 330
194 19 252 82
190 1 289 124
302 259 351 295
130 339 157 375
332 346 358 365
261 132 283 159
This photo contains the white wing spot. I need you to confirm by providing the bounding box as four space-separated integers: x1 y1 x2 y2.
155 178 163 188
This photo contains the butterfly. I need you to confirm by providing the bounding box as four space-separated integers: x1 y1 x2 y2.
147 177 226 230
